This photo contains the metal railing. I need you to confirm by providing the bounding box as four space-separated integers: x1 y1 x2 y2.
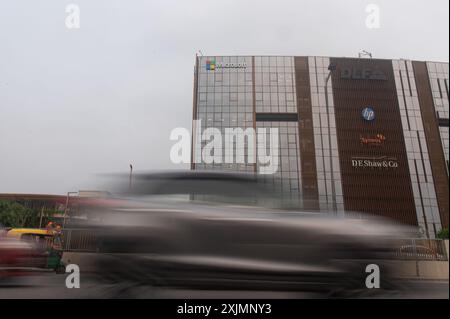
61 228 449 262
395 238 448 261
62 229 99 252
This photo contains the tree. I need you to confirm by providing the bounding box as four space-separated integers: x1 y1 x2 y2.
0 200 39 228
437 228 449 240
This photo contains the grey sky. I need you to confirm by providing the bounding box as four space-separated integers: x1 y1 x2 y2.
0 0 448 194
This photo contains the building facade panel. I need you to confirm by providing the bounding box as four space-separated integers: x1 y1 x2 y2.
194 56 255 173
330 57 417 226
256 121 301 198
426 62 449 168
392 59 441 236
413 61 448 232
308 57 344 213
294 57 319 209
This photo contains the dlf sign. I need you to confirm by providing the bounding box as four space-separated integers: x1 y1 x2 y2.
341 67 387 80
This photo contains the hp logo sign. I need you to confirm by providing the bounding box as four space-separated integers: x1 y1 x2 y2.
362 107 375 121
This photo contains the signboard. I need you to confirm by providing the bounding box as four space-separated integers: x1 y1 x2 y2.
206 59 247 71
340 67 387 80
351 156 398 169
360 133 386 146
362 107 376 121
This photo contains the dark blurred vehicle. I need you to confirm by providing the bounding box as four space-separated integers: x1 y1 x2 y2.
74 171 414 297
0 228 65 278
0 237 46 279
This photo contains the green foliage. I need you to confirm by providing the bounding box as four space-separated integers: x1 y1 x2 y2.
0 200 56 228
437 228 449 240
0 200 30 227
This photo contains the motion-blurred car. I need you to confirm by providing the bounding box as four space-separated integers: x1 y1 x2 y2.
0 228 65 278
72 171 415 297
0 236 46 279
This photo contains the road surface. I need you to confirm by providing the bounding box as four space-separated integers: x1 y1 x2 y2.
0 273 448 298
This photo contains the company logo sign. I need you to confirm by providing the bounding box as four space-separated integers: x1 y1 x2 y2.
206 59 216 71
341 67 387 80
360 133 386 146
206 59 247 71
362 107 375 121
351 156 398 169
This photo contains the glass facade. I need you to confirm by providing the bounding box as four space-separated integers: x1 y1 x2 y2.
195 56 254 173
308 56 344 212
254 56 297 113
256 121 301 197
427 61 449 169
194 56 303 203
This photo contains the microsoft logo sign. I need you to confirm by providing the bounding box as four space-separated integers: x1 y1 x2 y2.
206 59 216 71
205 59 246 71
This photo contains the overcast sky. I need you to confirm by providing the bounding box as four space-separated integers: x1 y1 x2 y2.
0 0 448 194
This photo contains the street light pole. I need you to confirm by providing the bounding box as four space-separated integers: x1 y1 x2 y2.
63 191 78 228
39 206 44 229
324 63 338 213
129 164 133 191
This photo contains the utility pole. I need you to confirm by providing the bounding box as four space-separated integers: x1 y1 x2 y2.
129 164 133 191
39 206 44 229
63 191 78 228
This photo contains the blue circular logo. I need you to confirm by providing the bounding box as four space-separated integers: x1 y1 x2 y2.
362 107 375 121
